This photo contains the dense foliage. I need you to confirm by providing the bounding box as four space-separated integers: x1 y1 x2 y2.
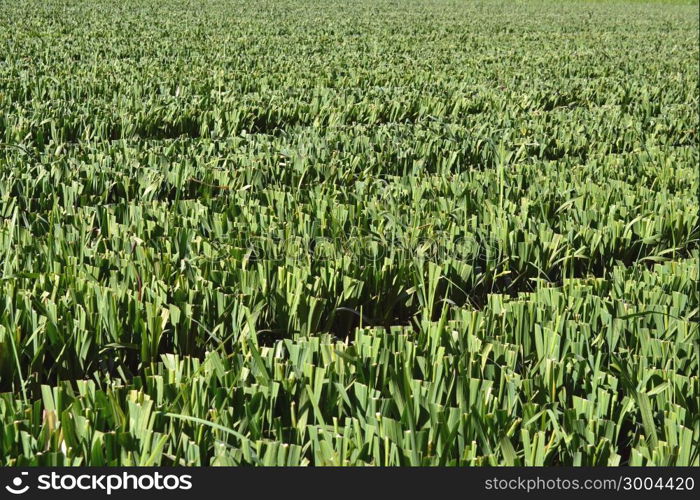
0 0 697 465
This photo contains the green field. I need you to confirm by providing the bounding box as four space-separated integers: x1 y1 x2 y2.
0 0 698 466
